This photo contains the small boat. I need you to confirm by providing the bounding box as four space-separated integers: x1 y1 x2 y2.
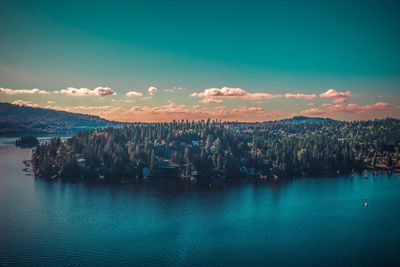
364 201 368 208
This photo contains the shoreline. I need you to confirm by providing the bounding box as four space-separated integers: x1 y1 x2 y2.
30 166 400 185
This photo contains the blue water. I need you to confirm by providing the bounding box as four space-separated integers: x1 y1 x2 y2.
0 140 400 266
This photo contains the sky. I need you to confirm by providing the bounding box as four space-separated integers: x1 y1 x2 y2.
0 0 399 122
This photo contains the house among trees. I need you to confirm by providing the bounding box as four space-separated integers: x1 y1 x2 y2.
31 118 400 181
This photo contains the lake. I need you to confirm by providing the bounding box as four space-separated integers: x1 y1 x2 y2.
0 138 399 266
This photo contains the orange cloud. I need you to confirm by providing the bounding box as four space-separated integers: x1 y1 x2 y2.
300 108 326 116
299 102 392 117
37 102 282 122
201 98 224 104
340 102 390 113
332 97 347 104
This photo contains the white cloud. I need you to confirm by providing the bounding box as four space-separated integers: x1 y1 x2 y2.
284 93 317 100
191 87 282 101
58 87 116 97
126 91 143 97
0 87 49 94
319 89 352 98
11 100 39 107
191 87 247 98
164 86 183 92
148 86 158 95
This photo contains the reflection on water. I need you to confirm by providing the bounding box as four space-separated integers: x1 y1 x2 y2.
0 141 400 266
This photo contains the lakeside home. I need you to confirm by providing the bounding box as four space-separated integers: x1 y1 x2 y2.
31 119 400 182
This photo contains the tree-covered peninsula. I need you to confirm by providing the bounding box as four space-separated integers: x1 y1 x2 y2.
31 118 400 182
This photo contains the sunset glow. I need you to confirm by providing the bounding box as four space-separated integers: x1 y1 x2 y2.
0 1 399 122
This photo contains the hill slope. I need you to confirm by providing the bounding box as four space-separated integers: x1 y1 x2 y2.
0 103 121 134
277 116 337 124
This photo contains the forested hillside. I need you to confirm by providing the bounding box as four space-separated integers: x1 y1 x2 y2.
0 103 120 134
32 118 400 181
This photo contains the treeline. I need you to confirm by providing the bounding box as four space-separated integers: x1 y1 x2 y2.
31 118 400 181
16 136 39 148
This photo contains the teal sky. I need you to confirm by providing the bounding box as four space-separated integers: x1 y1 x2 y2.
0 0 399 121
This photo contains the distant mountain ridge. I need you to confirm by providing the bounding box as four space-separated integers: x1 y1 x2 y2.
0 102 339 134
0 103 121 134
276 116 337 124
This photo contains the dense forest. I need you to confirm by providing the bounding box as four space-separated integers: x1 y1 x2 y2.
15 136 39 147
0 103 121 134
32 118 400 182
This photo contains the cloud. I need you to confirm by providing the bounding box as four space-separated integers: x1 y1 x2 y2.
319 102 391 114
300 102 391 117
164 86 183 92
332 97 347 104
67 105 114 111
212 106 278 115
191 87 247 98
0 87 49 94
201 98 224 104
36 102 282 122
11 100 39 107
300 108 326 116
147 86 158 95
43 104 121 114
337 102 390 113
284 93 317 100
126 91 143 97
57 87 115 96
240 92 282 100
191 87 282 101
319 89 352 98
